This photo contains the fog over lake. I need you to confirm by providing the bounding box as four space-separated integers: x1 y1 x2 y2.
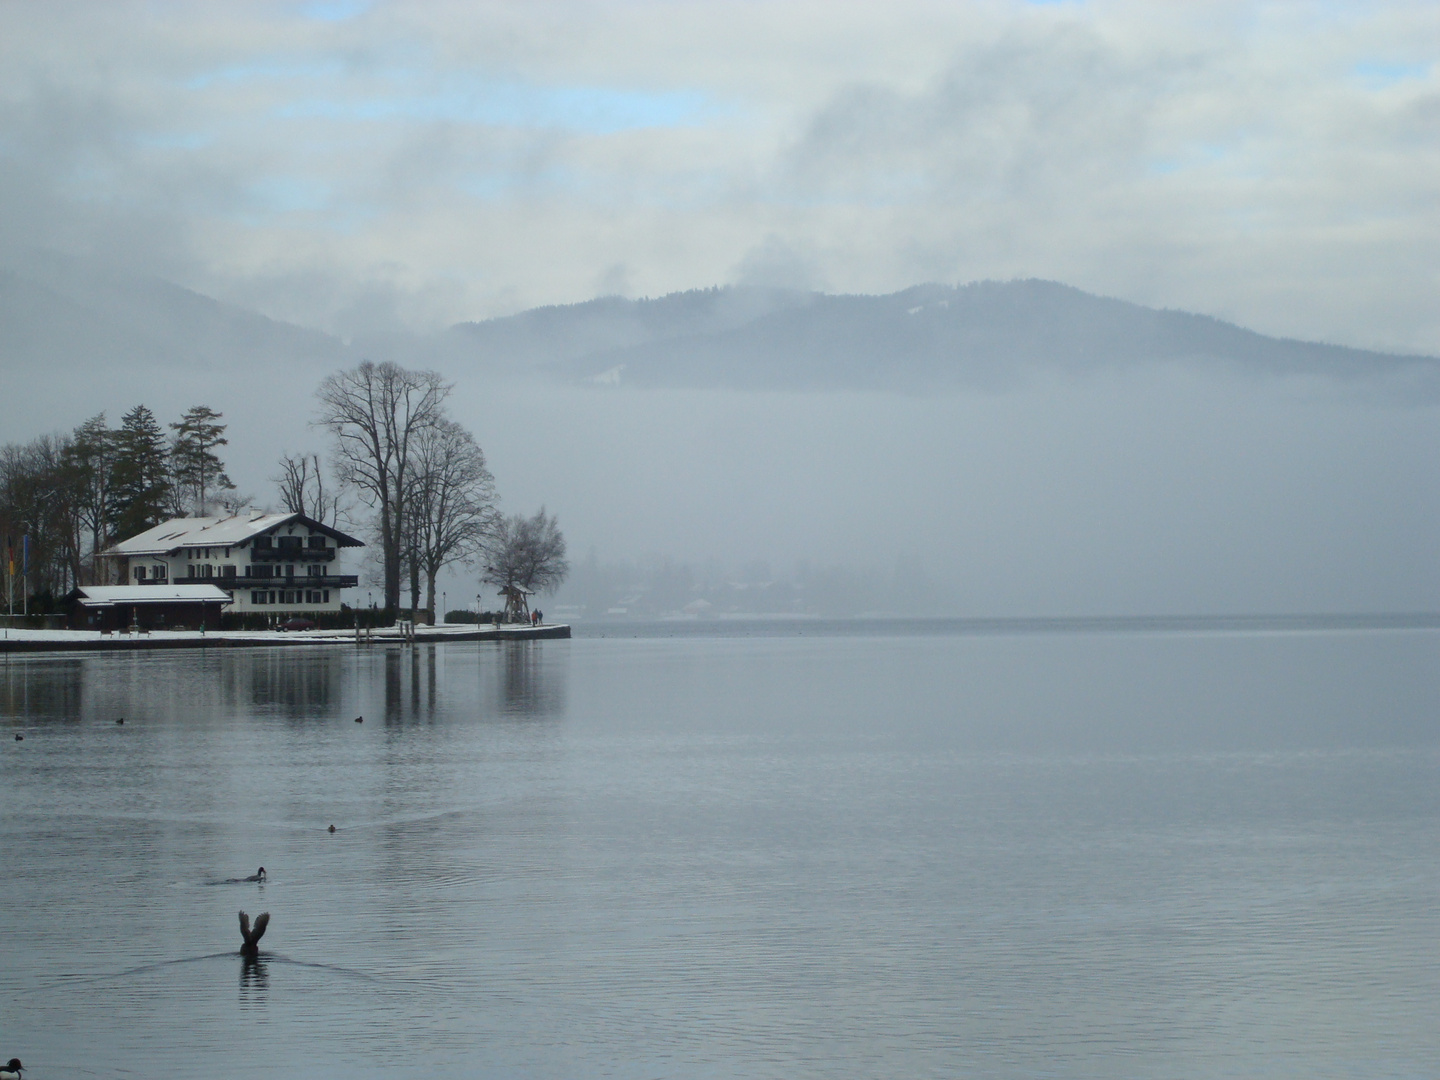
5 333 1436 616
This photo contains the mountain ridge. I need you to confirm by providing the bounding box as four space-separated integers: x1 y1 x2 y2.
4 252 1435 397
449 279 1439 392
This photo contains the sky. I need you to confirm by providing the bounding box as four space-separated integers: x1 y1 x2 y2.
1 1 1437 615
1 0 1438 351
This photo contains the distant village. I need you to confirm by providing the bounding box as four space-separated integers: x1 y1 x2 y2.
0 361 567 631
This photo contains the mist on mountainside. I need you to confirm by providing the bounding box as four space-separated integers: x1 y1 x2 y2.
451 280 1440 396
2 255 1437 618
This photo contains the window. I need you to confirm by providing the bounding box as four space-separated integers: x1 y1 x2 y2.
253 536 273 550
323 590 329 603
308 536 327 550
201 565 214 579
308 565 324 578
251 591 267 605
286 565 295 579
152 565 167 581
134 566 147 581
278 536 302 551
222 565 236 579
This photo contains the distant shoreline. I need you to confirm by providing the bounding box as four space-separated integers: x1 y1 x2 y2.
569 613 1440 638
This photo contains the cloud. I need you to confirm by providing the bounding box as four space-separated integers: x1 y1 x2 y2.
732 235 827 291
0 1 1437 350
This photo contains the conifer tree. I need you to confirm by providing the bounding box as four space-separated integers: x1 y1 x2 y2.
110 405 172 539
170 405 234 515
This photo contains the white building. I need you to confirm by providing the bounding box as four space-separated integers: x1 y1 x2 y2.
104 511 365 615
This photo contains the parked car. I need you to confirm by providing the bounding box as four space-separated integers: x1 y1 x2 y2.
281 617 316 631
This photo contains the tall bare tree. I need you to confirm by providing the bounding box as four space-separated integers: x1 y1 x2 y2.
406 418 498 619
274 452 347 526
64 413 117 579
1 433 84 604
313 361 450 609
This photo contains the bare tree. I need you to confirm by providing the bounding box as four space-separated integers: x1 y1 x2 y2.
1 433 84 603
406 418 498 620
274 453 347 526
64 413 116 580
481 508 568 621
313 361 450 610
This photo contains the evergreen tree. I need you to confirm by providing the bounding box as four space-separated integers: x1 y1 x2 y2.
170 405 234 516
110 405 172 539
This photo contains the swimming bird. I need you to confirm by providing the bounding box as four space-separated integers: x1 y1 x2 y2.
13 734 21 741
328 824 336 833
243 866 267 883
116 717 124 724
238 910 270 957
353 715 363 723
1 1058 22 1080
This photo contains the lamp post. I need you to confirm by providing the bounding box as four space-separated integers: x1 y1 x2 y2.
441 591 446 625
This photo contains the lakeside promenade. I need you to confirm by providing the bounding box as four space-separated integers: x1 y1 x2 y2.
0 622 570 652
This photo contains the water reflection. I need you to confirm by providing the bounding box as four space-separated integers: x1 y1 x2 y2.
500 641 566 717
244 651 345 717
0 642 571 731
239 956 269 1008
1 655 86 720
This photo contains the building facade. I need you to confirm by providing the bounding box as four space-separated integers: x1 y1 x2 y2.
104 511 365 615
65 584 233 631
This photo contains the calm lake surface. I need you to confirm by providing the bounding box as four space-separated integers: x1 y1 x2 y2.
2 619 1437 1079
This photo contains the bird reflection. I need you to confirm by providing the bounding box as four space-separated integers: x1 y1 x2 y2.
239 954 269 1005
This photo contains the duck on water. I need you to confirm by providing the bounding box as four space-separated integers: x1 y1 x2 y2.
239 911 270 958
1 1059 22 1080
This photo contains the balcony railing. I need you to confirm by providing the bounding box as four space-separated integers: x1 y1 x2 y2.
173 573 359 589
248 548 336 562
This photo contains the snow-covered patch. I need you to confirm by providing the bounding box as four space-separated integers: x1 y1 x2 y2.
0 623 561 647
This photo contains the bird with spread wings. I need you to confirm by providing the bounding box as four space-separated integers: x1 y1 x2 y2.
239 910 270 957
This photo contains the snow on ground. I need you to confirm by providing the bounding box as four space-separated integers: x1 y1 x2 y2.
0 624 543 645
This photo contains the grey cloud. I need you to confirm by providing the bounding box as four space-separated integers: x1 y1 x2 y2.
3 4 1440 347
786 26 1183 201
732 234 827 291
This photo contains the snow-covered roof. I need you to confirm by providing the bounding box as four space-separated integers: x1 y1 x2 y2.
72 585 235 606
107 512 364 556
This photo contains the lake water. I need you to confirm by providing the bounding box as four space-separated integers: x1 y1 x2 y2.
2 619 1437 1079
